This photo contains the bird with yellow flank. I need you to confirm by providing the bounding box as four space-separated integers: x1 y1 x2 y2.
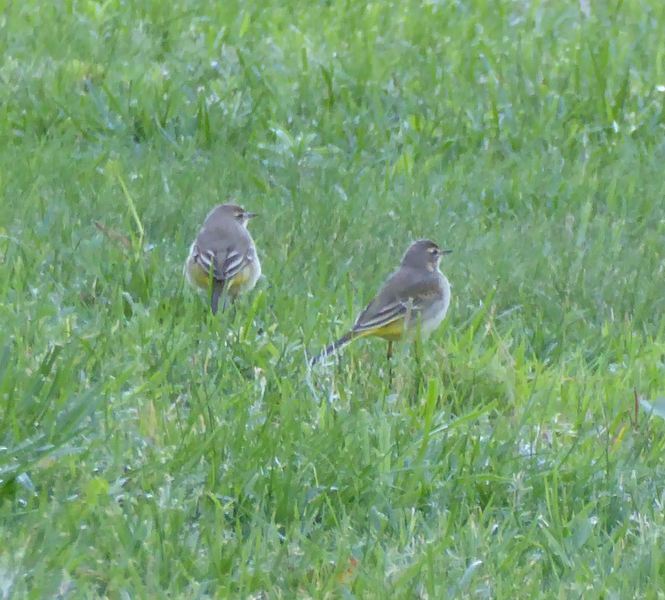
185 203 261 314
311 239 452 365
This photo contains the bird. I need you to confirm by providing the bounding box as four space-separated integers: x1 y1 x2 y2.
184 203 261 314
310 239 452 365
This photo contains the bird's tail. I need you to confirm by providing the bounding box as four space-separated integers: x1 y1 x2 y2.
310 332 356 366
210 280 225 315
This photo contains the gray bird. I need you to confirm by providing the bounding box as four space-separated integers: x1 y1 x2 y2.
185 203 261 314
311 239 452 364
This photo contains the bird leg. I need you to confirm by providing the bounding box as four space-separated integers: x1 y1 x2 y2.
386 341 394 385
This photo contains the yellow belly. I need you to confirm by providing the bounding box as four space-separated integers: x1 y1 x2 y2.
359 318 405 341
226 267 251 297
356 311 441 342
186 259 211 290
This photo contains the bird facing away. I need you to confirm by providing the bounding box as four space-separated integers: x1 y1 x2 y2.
185 203 261 314
311 239 452 365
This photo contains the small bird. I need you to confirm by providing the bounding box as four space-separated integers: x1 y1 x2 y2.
311 239 452 365
185 203 261 314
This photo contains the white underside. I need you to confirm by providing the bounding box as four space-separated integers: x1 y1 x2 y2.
407 275 451 340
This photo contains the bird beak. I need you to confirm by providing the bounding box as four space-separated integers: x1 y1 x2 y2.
441 249 452 255
244 211 258 219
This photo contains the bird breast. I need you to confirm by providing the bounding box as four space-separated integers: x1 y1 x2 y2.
420 274 450 337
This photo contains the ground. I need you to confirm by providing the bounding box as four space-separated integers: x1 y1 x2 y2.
1 0 665 597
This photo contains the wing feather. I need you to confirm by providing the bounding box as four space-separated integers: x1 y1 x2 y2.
194 247 250 283
219 250 249 282
353 300 408 333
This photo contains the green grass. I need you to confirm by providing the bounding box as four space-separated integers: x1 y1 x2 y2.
2 0 665 596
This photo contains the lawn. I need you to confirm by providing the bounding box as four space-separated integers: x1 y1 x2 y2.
1 0 665 597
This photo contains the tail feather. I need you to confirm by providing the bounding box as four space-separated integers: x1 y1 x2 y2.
210 280 225 314
310 332 354 365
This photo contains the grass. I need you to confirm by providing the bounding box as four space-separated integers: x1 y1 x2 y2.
1 0 665 596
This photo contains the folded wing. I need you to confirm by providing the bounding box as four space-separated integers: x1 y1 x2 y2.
352 268 438 334
195 248 249 284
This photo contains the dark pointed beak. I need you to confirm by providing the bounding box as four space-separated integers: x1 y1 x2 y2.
441 249 452 255
244 211 259 219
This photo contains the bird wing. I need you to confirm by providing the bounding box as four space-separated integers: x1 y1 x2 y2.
194 247 250 283
215 249 251 282
352 268 440 334
352 298 409 333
